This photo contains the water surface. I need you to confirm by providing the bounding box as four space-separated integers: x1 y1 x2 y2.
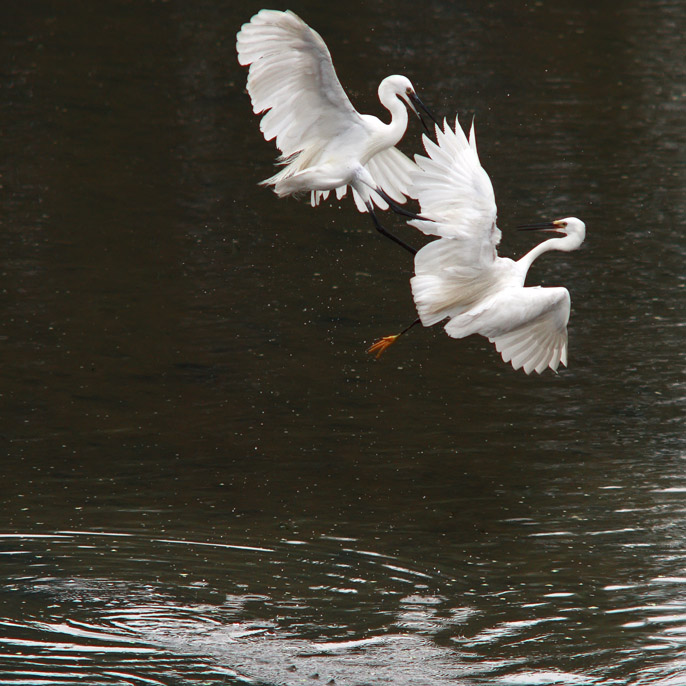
0 1 684 684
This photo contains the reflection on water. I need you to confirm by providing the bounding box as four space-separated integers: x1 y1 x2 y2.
1 0 685 684
5 519 686 684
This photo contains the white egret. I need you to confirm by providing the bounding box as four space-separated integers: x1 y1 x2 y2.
368 117 586 374
236 9 438 253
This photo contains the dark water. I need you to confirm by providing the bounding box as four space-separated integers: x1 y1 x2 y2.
1 0 684 684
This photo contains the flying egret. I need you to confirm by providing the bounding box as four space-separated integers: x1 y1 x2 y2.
236 9 438 254
368 117 586 374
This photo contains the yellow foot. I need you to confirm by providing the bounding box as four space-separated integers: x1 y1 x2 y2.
367 334 399 359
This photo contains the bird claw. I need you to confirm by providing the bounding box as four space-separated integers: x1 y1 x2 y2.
367 334 399 359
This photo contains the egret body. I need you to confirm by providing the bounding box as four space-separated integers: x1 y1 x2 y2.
236 9 436 252
369 118 586 374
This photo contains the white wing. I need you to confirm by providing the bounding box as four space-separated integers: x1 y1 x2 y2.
408 117 500 266
411 237 502 327
354 147 418 211
443 286 571 375
310 148 417 211
236 9 363 159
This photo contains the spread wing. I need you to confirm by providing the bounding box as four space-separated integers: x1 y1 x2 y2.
408 117 500 269
354 147 418 210
444 286 571 374
411 237 502 327
310 147 417 211
236 9 363 159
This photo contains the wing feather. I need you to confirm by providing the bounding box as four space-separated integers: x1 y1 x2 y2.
411 237 502 327
365 147 417 205
313 148 416 212
408 116 499 270
437 286 570 374
486 288 571 374
236 10 362 158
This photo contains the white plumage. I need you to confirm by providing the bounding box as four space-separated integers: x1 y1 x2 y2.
236 9 432 214
406 117 586 374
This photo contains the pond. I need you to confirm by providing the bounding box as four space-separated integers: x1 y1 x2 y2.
0 1 684 684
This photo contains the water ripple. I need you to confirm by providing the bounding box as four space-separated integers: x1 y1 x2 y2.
0 530 602 685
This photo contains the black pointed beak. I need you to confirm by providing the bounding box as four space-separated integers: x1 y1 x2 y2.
517 221 563 232
408 91 440 132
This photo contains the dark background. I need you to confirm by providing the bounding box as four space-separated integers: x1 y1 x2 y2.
0 1 684 684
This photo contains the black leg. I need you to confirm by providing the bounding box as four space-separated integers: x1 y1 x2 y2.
399 318 421 336
366 204 417 256
373 188 433 222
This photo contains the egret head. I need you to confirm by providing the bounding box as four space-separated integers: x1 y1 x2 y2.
518 217 586 251
554 217 586 241
379 75 439 131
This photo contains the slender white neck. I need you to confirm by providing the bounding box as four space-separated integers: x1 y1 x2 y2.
516 233 581 279
377 88 409 148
